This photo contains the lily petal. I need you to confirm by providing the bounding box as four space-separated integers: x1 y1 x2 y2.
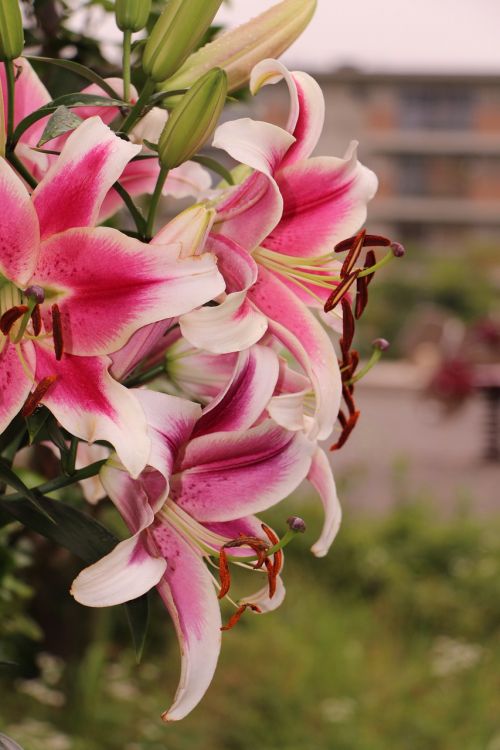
308 447 342 557
250 59 324 165
0 158 40 286
152 204 215 257
0 58 51 144
0 341 35 433
109 320 174 382
154 524 221 722
34 345 150 478
213 117 295 177
194 344 279 436
71 533 166 606
248 267 341 440
265 143 378 258
32 117 140 238
171 420 314 522
34 227 224 357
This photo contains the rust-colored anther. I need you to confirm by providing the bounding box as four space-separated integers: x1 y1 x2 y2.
341 298 355 352
0 305 29 335
330 410 360 451
342 384 356 416
221 603 262 632
337 408 348 429
223 536 269 569
218 548 231 600
261 523 282 598
31 304 42 336
334 233 391 253
341 229 366 278
324 270 360 313
21 375 58 418
355 276 369 319
350 350 360 374
51 304 64 361
364 250 377 286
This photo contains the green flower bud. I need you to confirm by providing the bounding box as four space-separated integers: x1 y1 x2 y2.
0 0 24 62
158 67 227 170
161 0 317 94
115 0 151 32
143 0 223 83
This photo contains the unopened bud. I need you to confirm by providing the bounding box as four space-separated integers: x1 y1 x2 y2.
287 516 306 533
162 0 317 94
143 0 223 83
158 68 227 170
372 338 390 352
24 285 45 304
115 0 151 32
0 0 24 61
390 242 405 257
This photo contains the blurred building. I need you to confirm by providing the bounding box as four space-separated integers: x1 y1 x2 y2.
251 69 500 249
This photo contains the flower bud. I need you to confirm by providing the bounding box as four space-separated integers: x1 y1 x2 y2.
143 0 223 83
0 0 24 61
115 0 151 32
158 68 227 170
161 0 317 94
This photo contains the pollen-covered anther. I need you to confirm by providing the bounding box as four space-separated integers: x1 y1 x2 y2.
31 304 42 336
223 535 269 569
261 523 283 599
51 304 64 361
221 603 262 632
355 275 369 319
21 375 58 418
340 229 366 279
324 270 360 313
0 305 29 335
334 233 391 254
217 548 231 600
341 298 355 351
330 410 360 452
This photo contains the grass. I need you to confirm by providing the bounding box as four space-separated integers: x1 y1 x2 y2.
1 499 500 750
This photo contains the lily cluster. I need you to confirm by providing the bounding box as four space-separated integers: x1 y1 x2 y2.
0 0 402 722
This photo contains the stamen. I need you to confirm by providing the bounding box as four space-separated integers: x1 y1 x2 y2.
364 250 377 286
330 410 360 451
21 375 58 417
31 304 42 336
217 548 231 600
355 276 369 319
261 524 282 599
0 305 29 335
334 233 391 253
341 229 365 278
342 385 356 416
341 298 355 351
51 304 64 361
221 603 262 632
223 535 269 569
324 270 360 313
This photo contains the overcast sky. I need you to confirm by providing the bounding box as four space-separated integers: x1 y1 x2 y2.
217 0 500 74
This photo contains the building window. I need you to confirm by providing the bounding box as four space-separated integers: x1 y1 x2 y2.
398 155 469 197
399 87 474 130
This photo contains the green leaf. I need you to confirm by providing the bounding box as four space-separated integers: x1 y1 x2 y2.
0 459 52 519
26 407 51 444
26 56 121 99
13 93 126 146
0 494 150 660
38 106 84 147
191 154 234 185
142 138 158 152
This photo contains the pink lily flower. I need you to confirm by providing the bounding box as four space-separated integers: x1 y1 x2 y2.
179 60 377 440
0 117 224 476
71 346 315 720
0 59 210 215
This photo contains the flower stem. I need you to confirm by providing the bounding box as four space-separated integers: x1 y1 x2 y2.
120 78 155 134
5 60 15 147
145 165 169 240
4 460 108 501
122 29 132 104
6 149 38 189
113 181 147 238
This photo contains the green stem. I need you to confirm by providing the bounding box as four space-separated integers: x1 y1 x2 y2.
124 362 166 388
6 149 38 189
122 30 132 104
120 78 155 134
113 182 147 237
5 60 16 147
145 165 169 240
344 349 383 386
4 460 107 501
64 435 79 476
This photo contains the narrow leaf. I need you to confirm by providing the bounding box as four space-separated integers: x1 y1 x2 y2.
0 494 150 659
26 56 120 99
38 106 84 146
0 458 51 518
26 406 51 444
191 154 234 185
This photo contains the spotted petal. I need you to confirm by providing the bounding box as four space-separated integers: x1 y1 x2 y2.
0 158 40 286
0 341 35 433
33 227 224 357
32 117 140 238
